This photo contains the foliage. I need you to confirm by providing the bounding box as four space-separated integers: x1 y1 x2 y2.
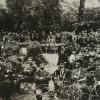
84 8 100 22
4 0 100 32
60 0 80 24
4 40 19 51
28 41 41 49
6 0 24 14
6 0 62 32
42 0 61 31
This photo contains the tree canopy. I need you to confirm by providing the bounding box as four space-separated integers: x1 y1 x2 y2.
0 0 99 32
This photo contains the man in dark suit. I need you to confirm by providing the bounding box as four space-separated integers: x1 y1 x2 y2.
34 62 51 100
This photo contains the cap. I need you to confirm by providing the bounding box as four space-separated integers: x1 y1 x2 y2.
57 60 64 65
17 57 23 62
75 59 83 64
87 66 96 72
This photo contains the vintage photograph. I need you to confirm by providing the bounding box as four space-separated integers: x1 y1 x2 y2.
0 0 100 100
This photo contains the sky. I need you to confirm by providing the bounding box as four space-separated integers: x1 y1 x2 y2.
0 0 7 8
85 0 100 8
62 0 100 8
0 0 100 9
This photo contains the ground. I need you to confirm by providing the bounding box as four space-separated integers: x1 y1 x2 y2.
43 53 58 74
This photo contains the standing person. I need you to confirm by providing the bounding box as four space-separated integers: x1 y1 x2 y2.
55 32 61 43
19 33 25 43
34 32 39 41
41 31 46 42
31 31 35 41
47 32 55 43
47 32 56 52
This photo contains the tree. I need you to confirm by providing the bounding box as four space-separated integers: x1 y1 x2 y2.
22 0 61 32
21 0 45 31
78 0 85 22
6 0 24 32
6 0 61 32
60 0 80 31
98 0 100 5
42 0 61 32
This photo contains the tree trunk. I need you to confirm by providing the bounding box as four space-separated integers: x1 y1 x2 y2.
78 0 85 22
98 0 100 5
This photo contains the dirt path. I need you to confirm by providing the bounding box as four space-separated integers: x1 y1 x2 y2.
43 53 58 74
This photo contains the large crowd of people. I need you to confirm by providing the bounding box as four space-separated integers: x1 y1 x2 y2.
0 30 100 100
57 30 100 100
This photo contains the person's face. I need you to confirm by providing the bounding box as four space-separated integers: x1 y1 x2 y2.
0 60 3 65
50 32 52 35
28 58 32 63
75 62 80 68
95 60 100 67
40 63 45 70
89 58 94 63
17 60 22 65
6 61 12 68
88 71 95 77
96 48 100 53
59 63 64 69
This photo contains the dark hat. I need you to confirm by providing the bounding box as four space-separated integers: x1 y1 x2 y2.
6 59 16 64
0 57 5 62
88 55 95 59
57 60 64 65
85 55 94 61
94 57 100 62
17 57 23 62
75 59 83 65
87 66 96 72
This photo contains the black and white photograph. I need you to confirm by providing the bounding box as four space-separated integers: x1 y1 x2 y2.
0 0 100 100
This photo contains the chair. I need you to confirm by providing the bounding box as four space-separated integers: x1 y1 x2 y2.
21 82 35 94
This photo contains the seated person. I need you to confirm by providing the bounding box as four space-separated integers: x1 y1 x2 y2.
72 59 87 80
53 61 71 84
78 67 96 86
91 81 100 100
0 58 15 100
34 62 51 100
94 57 100 81
16 57 36 92
78 68 96 100
52 61 72 98
52 61 71 94
14 57 24 74
23 57 37 77
87 56 96 71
